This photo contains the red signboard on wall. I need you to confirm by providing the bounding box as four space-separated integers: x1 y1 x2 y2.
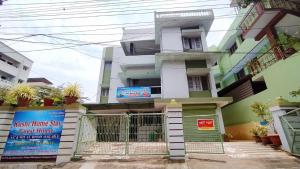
197 119 215 130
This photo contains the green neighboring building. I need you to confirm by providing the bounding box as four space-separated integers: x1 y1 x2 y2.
214 0 300 139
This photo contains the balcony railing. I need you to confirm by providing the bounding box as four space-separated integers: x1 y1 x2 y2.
155 9 213 19
240 0 299 34
247 46 277 76
0 79 13 86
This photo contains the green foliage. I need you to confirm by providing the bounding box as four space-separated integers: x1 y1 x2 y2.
7 84 36 102
32 86 63 106
0 86 9 100
290 88 300 97
250 126 268 136
63 83 81 98
257 126 268 137
250 102 270 121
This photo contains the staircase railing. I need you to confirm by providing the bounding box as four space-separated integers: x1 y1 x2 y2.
280 108 300 155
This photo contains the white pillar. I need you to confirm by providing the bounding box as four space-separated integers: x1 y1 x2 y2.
199 26 208 51
269 106 297 152
165 104 185 160
216 107 225 134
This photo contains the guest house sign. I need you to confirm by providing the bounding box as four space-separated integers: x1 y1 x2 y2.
1 110 65 162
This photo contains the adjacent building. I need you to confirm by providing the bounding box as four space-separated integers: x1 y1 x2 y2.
27 77 53 87
0 41 33 87
215 0 300 139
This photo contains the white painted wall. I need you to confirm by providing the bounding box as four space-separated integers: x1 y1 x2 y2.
161 27 183 53
161 61 189 98
108 47 126 103
96 49 106 103
199 26 208 51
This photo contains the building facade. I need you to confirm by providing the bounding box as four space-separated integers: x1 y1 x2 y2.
215 0 300 139
94 9 232 158
0 41 33 87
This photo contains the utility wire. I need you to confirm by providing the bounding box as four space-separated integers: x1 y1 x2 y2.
0 0 219 13
0 0 224 16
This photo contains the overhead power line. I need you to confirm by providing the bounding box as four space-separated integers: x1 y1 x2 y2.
0 0 218 13
0 5 233 22
0 0 223 15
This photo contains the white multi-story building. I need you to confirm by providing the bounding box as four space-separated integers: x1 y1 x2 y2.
94 9 232 158
0 41 33 87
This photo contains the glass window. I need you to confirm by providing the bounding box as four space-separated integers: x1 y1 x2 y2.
101 88 109 97
229 42 238 55
188 76 210 91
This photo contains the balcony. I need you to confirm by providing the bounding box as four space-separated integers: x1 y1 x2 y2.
246 46 277 76
240 0 299 40
0 79 13 87
155 9 214 44
0 59 18 77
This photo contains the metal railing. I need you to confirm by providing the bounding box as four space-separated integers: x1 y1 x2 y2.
240 0 299 33
183 114 224 154
155 9 213 19
75 113 168 156
280 108 300 155
247 46 277 76
0 79 13 86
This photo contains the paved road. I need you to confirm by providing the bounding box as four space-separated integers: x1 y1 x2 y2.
1 142 299 169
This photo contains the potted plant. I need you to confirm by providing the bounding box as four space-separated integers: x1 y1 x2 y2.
8 84 36 107
258 126 271 145
268 134 282 146
48 87 63 106
63 84 80 105
223 132 233 142
0 86 9 106
250 102 270 126
250 126 261 143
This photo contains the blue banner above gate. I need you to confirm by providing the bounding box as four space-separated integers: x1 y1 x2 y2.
117 87 151 98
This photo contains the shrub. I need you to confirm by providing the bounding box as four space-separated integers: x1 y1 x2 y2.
63 83 81 98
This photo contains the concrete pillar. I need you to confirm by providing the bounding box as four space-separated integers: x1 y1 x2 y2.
216 107 225 134
0 106 14 159
199 26 208 52
165 101 185 160
56 105 87 164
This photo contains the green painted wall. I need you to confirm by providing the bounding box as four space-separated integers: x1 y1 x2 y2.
185 60 207 68
182 107 222 142
100 96 108 104
223 53 300 126
101 68 111 87
189 91 212 98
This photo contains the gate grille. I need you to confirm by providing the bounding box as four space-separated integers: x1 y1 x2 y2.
75 113 167 156
183 114 224 154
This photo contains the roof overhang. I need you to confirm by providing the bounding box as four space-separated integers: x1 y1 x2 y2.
154 97 233 108
155 52 222 71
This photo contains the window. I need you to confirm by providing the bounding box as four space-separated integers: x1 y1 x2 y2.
236 69 246 80
182 37 202 50
23 66 28 71
188 76 210 91
216 83 221 89
104 61 112 70
1 76 7 80
101 88 109 97
229 42 238 55
18 79 23 83
240 34 245 42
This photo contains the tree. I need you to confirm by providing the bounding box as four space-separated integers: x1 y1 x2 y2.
290 88 300 97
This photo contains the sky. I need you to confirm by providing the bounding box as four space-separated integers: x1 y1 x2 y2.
0 0 235 102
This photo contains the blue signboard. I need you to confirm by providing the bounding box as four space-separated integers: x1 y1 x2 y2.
1 110 65 162
117 87 151 98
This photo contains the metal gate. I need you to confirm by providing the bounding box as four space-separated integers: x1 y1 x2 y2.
75 113 168 156
183 114 224 154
